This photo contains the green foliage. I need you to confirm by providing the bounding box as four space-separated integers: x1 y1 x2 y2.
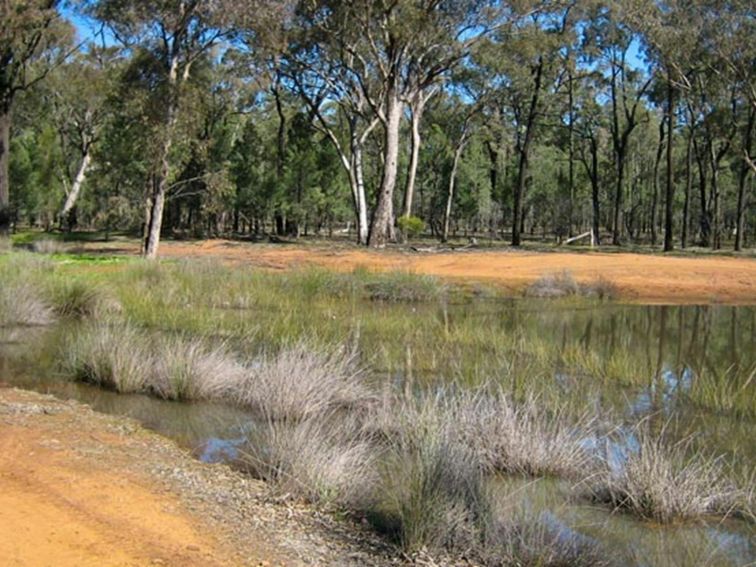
397 215 425 238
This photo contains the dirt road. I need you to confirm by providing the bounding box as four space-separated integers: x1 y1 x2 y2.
87 239 756 304
0 388 390 567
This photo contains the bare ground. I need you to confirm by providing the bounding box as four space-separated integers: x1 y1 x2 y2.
0 387 395 567
78 239 756 304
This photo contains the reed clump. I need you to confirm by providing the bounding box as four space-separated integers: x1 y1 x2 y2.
61 322 151 393
589 425 741 523
452 390 597 478
526 270 617 300
234 343 376 420
242 412 378 509
0 282 56 326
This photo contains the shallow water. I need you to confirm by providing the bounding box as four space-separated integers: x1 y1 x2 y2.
1 300 754 565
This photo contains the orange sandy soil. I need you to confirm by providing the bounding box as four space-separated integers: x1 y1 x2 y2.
85 239 756 304
0 389 261 567
0 387 392 567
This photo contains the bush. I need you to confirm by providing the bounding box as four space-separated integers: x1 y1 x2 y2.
397 215 425 240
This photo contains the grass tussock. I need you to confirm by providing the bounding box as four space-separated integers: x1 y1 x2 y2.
62 322 150 393
242 412 377 508
0 254 58 326
369 400 487 553
150 336 246 401
47 280 121 319
0 282 56 326
526 270 617 300
590 425 742 523
452 390 596 478
234 343 375 420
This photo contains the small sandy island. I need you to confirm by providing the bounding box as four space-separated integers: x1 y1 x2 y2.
0 387 392 567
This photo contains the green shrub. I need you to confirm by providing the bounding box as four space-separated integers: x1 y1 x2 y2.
397 216 426 239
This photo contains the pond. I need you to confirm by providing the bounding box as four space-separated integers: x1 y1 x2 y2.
1 299 754 566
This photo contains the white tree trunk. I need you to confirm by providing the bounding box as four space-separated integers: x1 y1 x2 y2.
60 150 92 220
442 140 466 242
368 93 402 248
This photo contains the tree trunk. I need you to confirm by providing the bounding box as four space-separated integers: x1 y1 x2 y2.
710 143 721 250
402 94 427 219
485 140 498 200
735 107 755 251
60 148 92 222
590 137 601 246
442 138 467 243
0 104 10 236
144 57 180 259
612 157 624 245
512 58 543 247
682 126 693 249
368 93 402 248
663 79 675 252
651 117 665 246
348 117 370 245
567 70 575 237
694 138 710 246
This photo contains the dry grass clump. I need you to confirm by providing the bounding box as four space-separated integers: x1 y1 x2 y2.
0 283 56 326
480 512 610 567
48 280 121 319
579 276 618 300
234 343 375 420
242 412 377 508
61 322 151 393
0 254 57 326
150 336 247 401
526 270 617 300
369 401 487 554
438 389 595 478
526 271 580 298
590 426 741 523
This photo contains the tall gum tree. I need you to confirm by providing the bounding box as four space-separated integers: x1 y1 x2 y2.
293 0 504 248
91 0 287 257
0 0 69 235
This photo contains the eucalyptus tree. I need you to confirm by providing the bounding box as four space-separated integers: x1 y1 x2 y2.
87 0 223 255
583 2 652 246
0 0 70 235
574 74 607 244
43 47 117 226
477 2 573 246
292 0 504 248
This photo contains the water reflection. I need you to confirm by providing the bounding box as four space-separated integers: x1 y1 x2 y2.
1 300 754 566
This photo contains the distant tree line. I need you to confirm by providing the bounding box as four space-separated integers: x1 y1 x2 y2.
1 0 754 255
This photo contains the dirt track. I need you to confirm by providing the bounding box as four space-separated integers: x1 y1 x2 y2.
0 388 391 567
93 239 756 304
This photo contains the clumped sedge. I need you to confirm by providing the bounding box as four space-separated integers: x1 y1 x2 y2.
590 424 741 523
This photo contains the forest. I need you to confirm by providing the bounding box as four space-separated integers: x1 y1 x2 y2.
1 0 754 256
